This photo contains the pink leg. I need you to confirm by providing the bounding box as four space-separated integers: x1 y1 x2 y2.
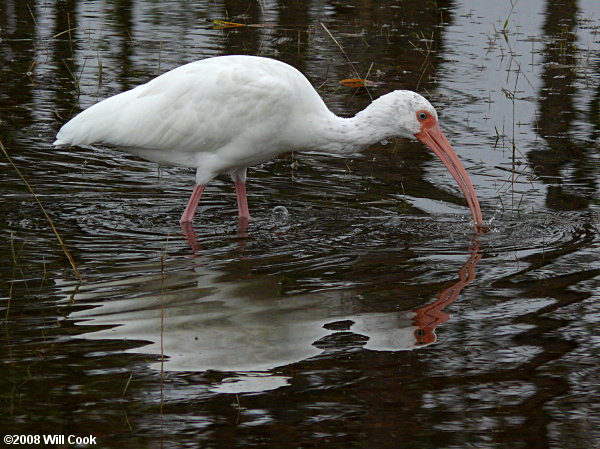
180 184 205 223
234 178 251 219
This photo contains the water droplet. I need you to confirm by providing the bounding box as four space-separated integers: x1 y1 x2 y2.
271 205 289 223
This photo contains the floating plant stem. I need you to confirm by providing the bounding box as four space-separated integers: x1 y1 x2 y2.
320 22 373 100
0 141 81 280
159 248 166 416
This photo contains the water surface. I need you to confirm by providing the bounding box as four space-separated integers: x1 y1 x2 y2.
1 0 598 448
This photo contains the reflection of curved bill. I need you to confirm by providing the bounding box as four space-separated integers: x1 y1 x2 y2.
337 242 481 351
412 242 481 346
64 243 480 393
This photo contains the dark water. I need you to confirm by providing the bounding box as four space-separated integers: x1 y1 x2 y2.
1 0 599 448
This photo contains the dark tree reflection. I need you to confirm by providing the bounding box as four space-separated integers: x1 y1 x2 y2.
529 0 597 210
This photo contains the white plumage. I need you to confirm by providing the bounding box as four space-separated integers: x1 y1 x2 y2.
54 55 483 228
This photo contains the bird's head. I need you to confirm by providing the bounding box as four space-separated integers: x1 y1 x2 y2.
374 90 485 231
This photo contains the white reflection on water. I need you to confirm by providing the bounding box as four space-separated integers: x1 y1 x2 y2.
62 246 479 393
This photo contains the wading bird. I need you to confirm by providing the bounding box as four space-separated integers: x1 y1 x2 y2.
54 55 484 229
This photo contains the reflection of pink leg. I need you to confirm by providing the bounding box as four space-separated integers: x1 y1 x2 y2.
180 221 201 252
235 179 251 219
180 184 205 223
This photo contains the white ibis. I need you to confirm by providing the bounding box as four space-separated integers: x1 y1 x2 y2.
54 55 484 229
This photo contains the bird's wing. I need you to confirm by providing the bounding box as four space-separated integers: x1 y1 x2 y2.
54 57 313 155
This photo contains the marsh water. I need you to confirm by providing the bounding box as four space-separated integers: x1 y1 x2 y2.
1 0 599 448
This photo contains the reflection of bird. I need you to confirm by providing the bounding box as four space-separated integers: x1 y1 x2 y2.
54 55 483 228
62 240 481 392
412 241 482 345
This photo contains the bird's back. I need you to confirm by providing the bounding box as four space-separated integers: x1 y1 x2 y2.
54 56 330 164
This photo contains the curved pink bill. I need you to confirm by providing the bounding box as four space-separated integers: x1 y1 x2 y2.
416 123 484 232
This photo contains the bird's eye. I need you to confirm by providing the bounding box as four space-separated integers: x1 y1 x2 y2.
417 111 428 121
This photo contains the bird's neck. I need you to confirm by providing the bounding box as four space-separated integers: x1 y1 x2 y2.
306 102 399 155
